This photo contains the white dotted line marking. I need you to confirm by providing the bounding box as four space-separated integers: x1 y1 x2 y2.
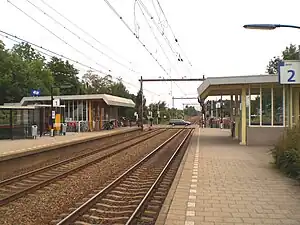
187 202 196 207
188 195 196 200
189 189 196 193
185 221 195 225
184 127 201 225
186 210 195 216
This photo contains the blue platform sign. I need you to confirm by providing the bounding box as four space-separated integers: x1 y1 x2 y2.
279 60 300 84
31 89 41 96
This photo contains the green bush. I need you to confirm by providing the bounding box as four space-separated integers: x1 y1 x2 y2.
271 125 300 180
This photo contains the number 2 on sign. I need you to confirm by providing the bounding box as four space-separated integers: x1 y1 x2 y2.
288 69 296 82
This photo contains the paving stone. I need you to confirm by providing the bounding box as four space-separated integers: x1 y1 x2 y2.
157 128 300 225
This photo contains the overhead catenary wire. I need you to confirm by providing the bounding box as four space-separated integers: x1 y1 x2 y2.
140 0 194 77
0 30 106 75
103 0 169 75
39 0 133 66
136 1 188 96
0 33 59 61
25 0 138 74
7 0 111 73
155 0 193 67
5 1 185 104
137 0 178 57
137 0 194 78
0 30 161 96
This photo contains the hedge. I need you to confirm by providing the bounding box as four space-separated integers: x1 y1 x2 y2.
271 125 300 180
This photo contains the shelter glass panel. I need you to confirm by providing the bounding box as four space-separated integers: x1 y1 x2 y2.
273 86 283 126
69 101 74 121
262 86 272 125
74 101 78 121
83 100 87 121
284 85 289 127
78 100 83 121
249 85 260 125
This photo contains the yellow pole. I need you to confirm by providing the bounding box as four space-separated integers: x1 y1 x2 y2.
240 87 247 145
89 100 92 131
100 106 103 130
289 86 293 128
293 88 299 126
234 94 239 139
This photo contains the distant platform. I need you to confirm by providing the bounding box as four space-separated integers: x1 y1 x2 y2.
0 127 140 161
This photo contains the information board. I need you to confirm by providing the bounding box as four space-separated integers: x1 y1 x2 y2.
279 60 300 84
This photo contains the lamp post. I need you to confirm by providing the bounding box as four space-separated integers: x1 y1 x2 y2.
243 24 300 59
243 24 300 30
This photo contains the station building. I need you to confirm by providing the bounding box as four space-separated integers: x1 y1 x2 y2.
197 74 300 145
0 94 135 139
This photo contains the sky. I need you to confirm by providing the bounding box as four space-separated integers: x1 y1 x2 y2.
1 0 300 110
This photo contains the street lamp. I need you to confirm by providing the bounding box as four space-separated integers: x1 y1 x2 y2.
243 23 300 59
243 24 300 30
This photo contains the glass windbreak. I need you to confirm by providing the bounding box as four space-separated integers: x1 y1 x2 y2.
249 85 284 126
249 86 260 125
273 86 283 126
262 87 272 125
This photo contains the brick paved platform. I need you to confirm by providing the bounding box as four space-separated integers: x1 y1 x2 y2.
0 127 139 160
157 128 300 225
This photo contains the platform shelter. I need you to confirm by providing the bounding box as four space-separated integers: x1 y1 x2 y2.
197 73 300 145
1 94 135 139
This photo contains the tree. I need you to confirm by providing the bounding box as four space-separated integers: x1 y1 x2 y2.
109 79 131 98
12 43 53 98
47 57 81 95
0 41 15 104
266 56 281 75
184 106 198 117
148 101 168 123
12 42 45 62
0 42 53 104
0 41 140 120
266 44 299 74
135 90 147 121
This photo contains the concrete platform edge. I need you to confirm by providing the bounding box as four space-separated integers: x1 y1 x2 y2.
155 128 197 225
0 128 140 162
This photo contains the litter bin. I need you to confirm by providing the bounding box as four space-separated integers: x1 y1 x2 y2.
61 123 67 136
31 125 38 139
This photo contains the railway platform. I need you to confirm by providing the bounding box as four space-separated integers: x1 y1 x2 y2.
0 127 140 161
157 128 300 225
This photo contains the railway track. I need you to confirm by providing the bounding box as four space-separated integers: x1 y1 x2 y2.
0 128 172 206
54 128 193 225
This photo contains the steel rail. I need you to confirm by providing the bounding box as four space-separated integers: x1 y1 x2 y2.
0 128 170 206
0 128 160 187
125 128 193 224
55 128 186 225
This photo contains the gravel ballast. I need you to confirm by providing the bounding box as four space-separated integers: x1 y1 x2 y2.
0 129 178 225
